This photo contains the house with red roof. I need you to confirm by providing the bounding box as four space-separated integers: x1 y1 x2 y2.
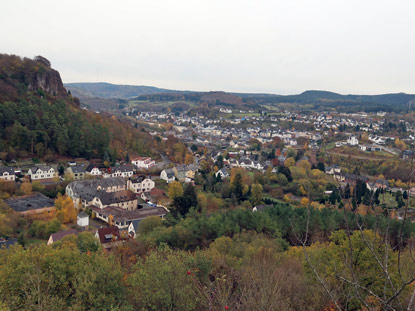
131 157 155 169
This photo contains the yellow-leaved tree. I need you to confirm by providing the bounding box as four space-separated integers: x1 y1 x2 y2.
168 181 184 200
55 193 77 224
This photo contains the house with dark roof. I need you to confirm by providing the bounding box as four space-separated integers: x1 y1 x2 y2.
108 164 135 178
47 229 78 245
66 165 86 180
172 164 198 182
215 167 229 179
92 190 137 211
85 163 102 176
344 174 369 185
127 176 155 193
0 167 15 182
128 220 140 238
28 166 58 181
160 168 176 183
66 177 126 208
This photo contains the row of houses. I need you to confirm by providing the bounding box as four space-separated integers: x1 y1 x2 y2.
66 156 157 181
0 155 157 184
0 166 58 182
67 164 136 180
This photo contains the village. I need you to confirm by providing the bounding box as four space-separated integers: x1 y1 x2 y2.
1 104 415 250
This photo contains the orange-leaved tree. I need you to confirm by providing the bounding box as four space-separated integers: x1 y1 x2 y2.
55 193 77 223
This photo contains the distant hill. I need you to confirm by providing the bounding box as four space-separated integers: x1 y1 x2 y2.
64 82 181 99
237 90 415 112
65 82 415 113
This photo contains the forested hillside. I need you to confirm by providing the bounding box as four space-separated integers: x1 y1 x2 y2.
239 90 415 112
0 54 155 160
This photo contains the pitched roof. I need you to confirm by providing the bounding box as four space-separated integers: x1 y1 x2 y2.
67 177 126 200
96 226 120 244
96 190 136 206
29 166 53 173
130 175 146 183
50 229 78 243
0 167 15 175
85 163 100 172
111 164 135 173
69 165 86 174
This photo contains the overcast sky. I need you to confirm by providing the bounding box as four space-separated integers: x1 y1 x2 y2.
1 0 415 94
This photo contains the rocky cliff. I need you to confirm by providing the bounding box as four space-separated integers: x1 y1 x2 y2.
0 54 69 102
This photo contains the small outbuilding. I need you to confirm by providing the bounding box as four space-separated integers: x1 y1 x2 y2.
77 211 89 228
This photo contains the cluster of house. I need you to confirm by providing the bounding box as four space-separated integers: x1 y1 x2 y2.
0 166 58 183
65 176 167 230
67 157 156 180
0 156 157 184
160 164 198 183
333 135 398 155
227 156 265 171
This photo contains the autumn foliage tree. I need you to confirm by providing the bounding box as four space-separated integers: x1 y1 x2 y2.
54 194 76 223
168 181 184 200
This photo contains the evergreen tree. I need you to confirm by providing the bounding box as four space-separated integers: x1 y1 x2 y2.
344 183 351 199
231 172 244 202
329 191 337 205
215 155 224 169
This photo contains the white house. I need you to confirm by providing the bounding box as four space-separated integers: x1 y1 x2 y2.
128 220 139 238
325 165 341 175
109 164 135 178
0 167 15 182
347 135 359 146
160 168 176 183
77 211 89 228
215 168 229 179
28 166 58 181
131 157 155 169
86 164 102 176
127 176 155 194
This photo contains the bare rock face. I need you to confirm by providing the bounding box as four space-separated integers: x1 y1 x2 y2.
26 56 67 97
